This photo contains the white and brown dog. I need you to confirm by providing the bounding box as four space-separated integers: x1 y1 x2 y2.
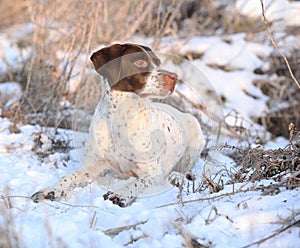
31 43 205 207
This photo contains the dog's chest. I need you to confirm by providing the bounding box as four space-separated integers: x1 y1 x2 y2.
92 91 185 174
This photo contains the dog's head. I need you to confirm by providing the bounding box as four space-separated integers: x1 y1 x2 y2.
90 43 177 98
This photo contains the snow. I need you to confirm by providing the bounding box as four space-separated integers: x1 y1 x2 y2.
201 33 272 70
1 2 300 247
234 0 300 29
0 24 32 74
1 131 299 247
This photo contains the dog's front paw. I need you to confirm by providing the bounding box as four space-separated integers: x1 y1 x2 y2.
31 190 56 203
103 191 132 207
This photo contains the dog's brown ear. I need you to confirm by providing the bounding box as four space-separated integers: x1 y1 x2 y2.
90 44 124 71
90 44 125 85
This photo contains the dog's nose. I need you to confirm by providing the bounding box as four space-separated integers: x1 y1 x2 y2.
164 72 178 84
166 73 177 81
162 72 177 94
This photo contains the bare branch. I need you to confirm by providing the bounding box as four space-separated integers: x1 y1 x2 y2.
260 0 300 89
242 217 300 248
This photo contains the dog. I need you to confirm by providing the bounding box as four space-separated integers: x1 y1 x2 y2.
31 43 205 207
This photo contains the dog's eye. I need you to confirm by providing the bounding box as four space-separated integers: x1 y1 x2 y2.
134 60 148 68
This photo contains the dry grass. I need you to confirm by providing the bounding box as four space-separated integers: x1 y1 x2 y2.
3 0 297 133
0 1 28 29
254 50 300 138
1 0 216 129
0 194 22 248
222 125 300 190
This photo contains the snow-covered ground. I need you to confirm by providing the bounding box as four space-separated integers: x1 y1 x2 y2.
1 0 300 247
1 116 299 248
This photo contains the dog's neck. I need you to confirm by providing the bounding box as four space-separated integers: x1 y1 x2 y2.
101 78 139 104
99 78 153 118
94 78 156 126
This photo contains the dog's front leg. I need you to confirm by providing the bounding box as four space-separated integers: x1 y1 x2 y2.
31 170 93 203
103 174 167 207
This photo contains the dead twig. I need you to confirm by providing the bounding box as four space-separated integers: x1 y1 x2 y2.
103 221 147 236
156 183 251 209
156 180 292 209
260 0 300 89
0 45 14 81
242 217 300 248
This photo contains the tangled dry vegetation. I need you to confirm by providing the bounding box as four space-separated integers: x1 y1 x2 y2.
254 49 300 138
226 124 300 190
0 0 194 128
178 125 300 196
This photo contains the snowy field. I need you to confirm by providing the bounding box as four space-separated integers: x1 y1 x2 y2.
1 0 300 247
